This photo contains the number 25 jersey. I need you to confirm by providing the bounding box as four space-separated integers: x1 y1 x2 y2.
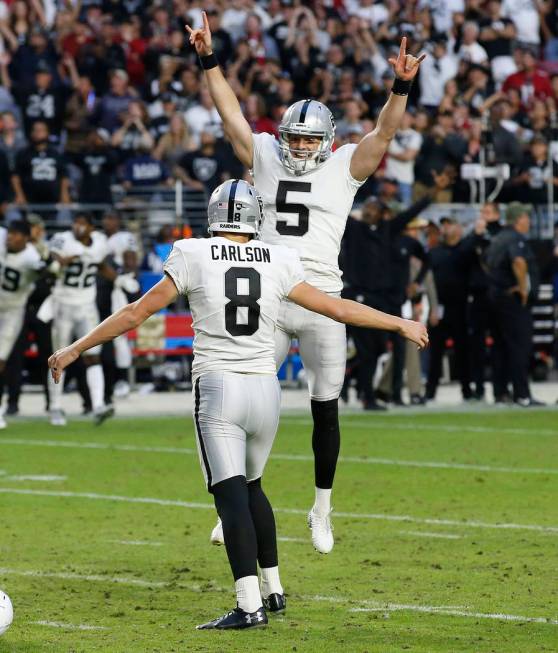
254 133 364 293
49 230 109 305
163 237 305 381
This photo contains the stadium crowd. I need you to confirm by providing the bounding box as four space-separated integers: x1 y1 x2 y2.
0 0 558 417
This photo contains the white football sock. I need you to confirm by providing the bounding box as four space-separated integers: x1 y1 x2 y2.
86 364 105 411
313 487 332 516
48 371 65 411
260 566 283 599
235 575 262 613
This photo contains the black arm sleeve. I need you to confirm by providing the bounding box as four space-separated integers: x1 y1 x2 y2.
388 196 432 235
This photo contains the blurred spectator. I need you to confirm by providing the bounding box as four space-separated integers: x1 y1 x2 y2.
111 99 154 162
123 144 170 190
478 0 517 85
11 120 69 206
0 110 26 170
425 217 473 402
94 69 136 133
502 47 554 106
0 147 11 211
64 75 98 155
150 93 178 142
385 111 422 205
245 93 277 136
184 86 223 146
418 37 458 112
458 22 488 65
153 113 194 171
511 135 558 204
72 129 117 205
143 224 175 274
176 130 227 195
501 0 540 47
245 12 280 62
8 26 58 87
205 9 234 66
541 0 558 61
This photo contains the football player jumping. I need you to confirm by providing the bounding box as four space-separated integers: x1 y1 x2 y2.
187 12 425 553
48 179 427 630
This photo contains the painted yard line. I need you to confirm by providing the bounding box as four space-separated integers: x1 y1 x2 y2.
3 475 67 482
349 606 558 625
285 418 558 437
108 539 164 547
0 567 168 588
1 487 557 534
7 568 556 627
33 620 107 631
2 437 556 476
398 530 462 540
277 536 307 543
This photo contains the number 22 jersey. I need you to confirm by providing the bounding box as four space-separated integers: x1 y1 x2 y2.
163 237 305 381
254 133 364 293
49 230 109 305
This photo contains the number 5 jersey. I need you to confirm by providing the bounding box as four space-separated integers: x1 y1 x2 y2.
253 133 364 293
163 237 305 381
49 230 109 306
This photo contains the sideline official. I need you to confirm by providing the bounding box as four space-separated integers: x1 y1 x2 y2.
486 203 543 407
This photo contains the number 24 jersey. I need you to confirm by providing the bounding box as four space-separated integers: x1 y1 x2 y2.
49 230 109 305
254 133 364 293
163 237 305 381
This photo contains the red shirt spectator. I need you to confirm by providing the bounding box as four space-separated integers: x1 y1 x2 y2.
502 49 553 106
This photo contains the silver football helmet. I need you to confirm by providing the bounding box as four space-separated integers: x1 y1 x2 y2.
207 179 263 236
278 99 336 175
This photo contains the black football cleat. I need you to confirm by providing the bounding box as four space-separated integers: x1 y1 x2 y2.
196 606 268 630
263 593 286 614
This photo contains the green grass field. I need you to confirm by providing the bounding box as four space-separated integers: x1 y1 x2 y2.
0 409 557 652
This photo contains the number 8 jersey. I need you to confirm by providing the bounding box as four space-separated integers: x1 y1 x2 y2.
49 230 109 305
163 237 305 381
254 133 364 293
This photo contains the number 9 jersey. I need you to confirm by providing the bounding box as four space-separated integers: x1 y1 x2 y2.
163 237 305 382
49 230 109 305
253 133 364 293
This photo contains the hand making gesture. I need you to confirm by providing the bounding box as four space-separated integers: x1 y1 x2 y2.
185 11 213 57
388 37 426 81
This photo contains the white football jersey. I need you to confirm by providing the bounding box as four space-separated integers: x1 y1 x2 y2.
253 133 364 292
0 227 43 309
107 230 138 268
50 230 109 305
163 237 305 380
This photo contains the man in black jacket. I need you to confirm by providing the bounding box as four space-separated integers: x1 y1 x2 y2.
463 202 502 400
486 203 543 406
342 191 437 409
425 216 474 402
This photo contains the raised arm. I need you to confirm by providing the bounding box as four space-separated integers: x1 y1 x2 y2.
288 282 429 349
48 276 178 382
186 12 253 168
350 38 425 182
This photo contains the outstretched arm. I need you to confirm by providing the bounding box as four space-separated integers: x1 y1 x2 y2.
288 282 429 349
48 276 178 382
350 37 425 182
186 12 253 168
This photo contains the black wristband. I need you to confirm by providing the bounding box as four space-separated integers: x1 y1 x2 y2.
200 53 218 70
392 77 412 96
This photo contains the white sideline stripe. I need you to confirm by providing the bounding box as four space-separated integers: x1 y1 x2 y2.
278 536 307 543
0 567 168 588
287 418 558 437
2 437 556 476
399 530 462 540
349 606 558 625
3 475 67 482
7 568 557 627
33 620 107 631
1 487 557 534
108 539 164 547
